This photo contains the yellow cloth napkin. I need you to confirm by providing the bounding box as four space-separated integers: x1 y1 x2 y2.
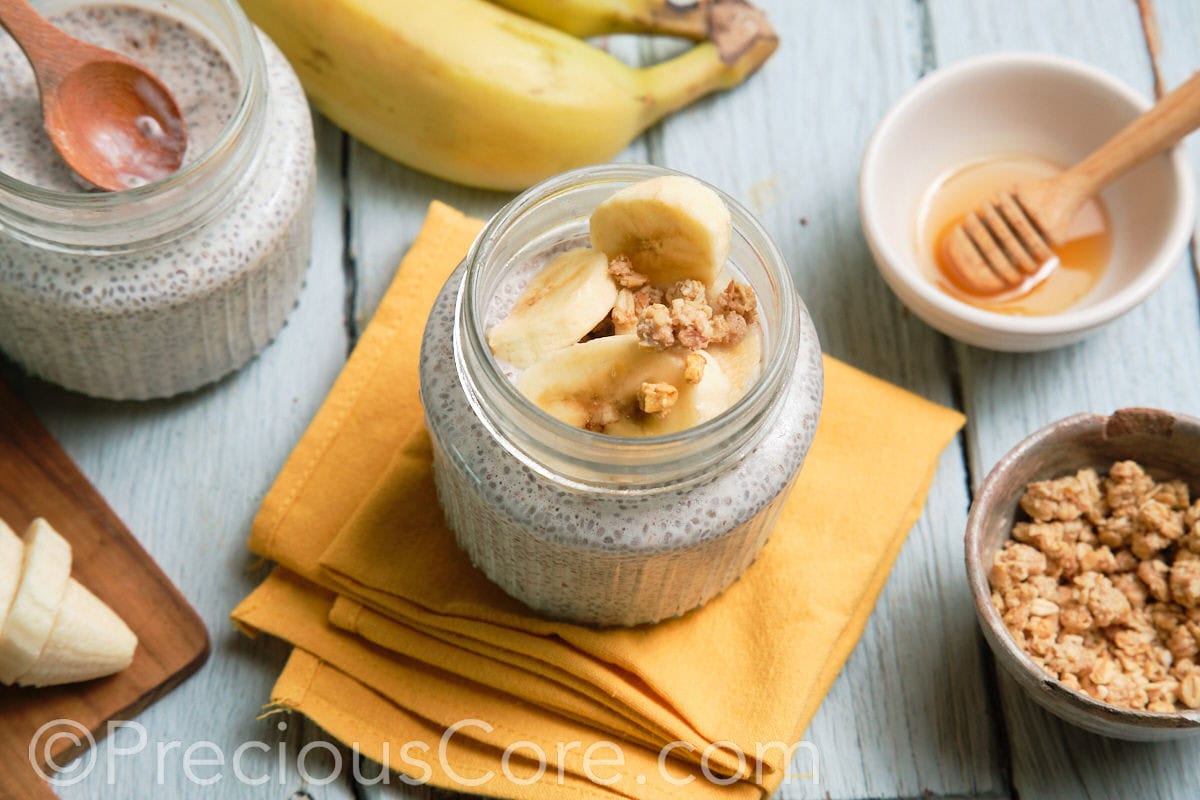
233 201 965 800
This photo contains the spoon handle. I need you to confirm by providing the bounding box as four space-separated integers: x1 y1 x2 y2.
1061 71 1200 199
0 0 77 88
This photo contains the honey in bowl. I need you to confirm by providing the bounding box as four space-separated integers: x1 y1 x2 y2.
916 154 1112 315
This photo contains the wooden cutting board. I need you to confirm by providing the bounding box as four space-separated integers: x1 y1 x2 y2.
0 380 209 799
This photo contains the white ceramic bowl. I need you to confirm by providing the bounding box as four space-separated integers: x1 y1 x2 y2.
860 53 1196 351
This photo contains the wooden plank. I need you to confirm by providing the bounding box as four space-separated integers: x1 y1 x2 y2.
647 3 1003 798
0 381 209 800
927 0 1200 798
0 115 357 799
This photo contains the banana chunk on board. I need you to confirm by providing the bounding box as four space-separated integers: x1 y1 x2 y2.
0 519 72 684
0 518 138 688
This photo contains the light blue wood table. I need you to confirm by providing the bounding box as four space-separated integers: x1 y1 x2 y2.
6 1 1200 797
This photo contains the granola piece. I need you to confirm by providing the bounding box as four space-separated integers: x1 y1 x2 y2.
989 542 1048 592
632 285 665 313
1147 602 1185 635
612 289 638 335
1112 571 1149 610
1149 699 1178 713
607 255 647 289
637 382 678 417
1139 559 1172 603
1075 572 1132 628
710 311 748 346
1182 672 1200 709
584 402 621 433
670 298 713 350
1013 520 1065 550
1113 549 1140 573
1139 497 1185 541
1103 673 1149 710
1131 527 1173 561
715 280 759 323
1097 513 1137 549
665 279 709 306
1168 623 1199 660
1171 551 1200 609
1152 480 1191 510
1047 634 1096 675
1030 597 1060 616
1059 603 1095 633
683 352 706 384
636 303 675 349
1105 460 1155 511
1020 468 1104 523
1080 545 1118 574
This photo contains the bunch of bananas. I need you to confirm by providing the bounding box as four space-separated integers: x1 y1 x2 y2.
237 0 778 190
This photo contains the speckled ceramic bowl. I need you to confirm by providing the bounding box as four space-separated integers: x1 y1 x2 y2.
965 408 1200 740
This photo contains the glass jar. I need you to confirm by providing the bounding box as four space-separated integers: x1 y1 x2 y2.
0 0 315 400
420 165 823 627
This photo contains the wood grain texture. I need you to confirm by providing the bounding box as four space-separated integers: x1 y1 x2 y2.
643 3 1003 798
0 381 209 800
927 0 1200 798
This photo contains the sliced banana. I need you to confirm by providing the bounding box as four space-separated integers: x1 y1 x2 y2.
0 519 71 685
516 335 738 436
17 579 137 688
589 175 731 286
708 325 763 398
488 247 618 369
0 520 22 632
607 351 735 437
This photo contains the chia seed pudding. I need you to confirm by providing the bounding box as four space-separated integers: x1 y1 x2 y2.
0 0 315 399
419 166 823 627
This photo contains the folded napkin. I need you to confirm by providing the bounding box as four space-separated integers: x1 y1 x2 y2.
233 201 965 800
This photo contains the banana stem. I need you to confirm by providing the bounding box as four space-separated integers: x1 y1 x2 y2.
635 7 776 130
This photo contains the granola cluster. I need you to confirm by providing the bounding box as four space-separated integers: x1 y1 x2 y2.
595 256 758 421
607 257 757 355
990 461 1200 712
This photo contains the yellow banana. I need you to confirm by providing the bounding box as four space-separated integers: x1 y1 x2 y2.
238 0 777 190
487 0 710 39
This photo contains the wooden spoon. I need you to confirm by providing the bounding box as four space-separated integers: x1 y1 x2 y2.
943 71 1200 295
0 0 187 192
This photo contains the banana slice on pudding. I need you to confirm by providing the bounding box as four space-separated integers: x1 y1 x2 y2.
708 325 763 398
17 578 138 688
589 175 731 286
488 247 618 369
516 335 737 436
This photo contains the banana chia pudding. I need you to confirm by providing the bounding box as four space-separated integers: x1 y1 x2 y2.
0 1 315 400
0 6 237 189
420 167 823 626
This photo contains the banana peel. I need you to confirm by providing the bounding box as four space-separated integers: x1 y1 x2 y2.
238 0 778 190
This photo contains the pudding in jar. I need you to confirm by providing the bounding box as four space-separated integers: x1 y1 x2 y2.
0 0 315 400
420 165 823 627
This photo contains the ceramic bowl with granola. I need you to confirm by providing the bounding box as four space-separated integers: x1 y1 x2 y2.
966 408 1200 740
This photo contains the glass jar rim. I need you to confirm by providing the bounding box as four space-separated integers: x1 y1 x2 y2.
0 0 266 251
455 163 805 492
